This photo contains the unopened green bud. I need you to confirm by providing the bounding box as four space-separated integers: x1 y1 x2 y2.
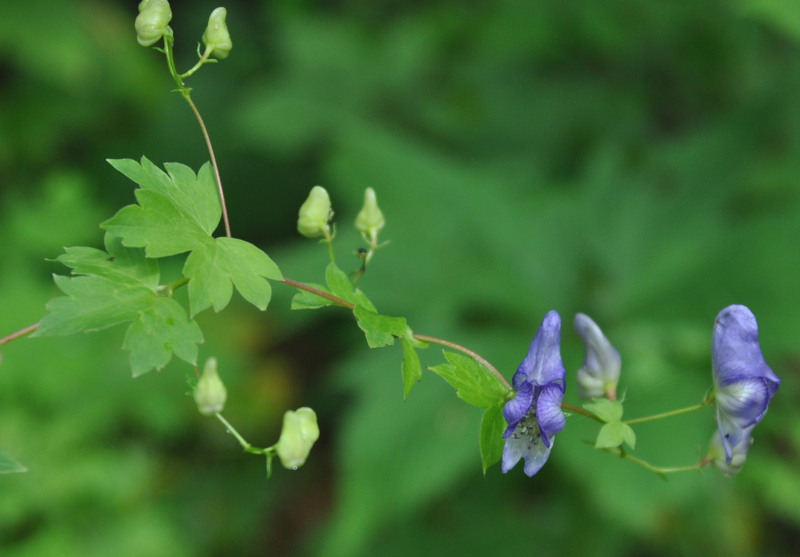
275 407 320 469
355 187 385 241
297 186 332 238
135 0 172 47
194 357 227 415
202 7 232 59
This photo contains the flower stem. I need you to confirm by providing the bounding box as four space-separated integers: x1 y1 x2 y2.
214 412 268 455
624 395 714 425
161 29 232 238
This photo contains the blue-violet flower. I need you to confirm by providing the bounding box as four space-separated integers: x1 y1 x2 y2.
712 304 780 469
502 310 566 476
574 313 621 400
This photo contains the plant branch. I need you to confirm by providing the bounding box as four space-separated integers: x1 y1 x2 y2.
624 396 714 425
0 322 40 347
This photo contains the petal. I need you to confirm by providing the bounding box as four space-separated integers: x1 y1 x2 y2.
712 305 781 390
716 377 771 429
536 383 566 448
502 381 533 438
501 425 553 477
517 310 565 387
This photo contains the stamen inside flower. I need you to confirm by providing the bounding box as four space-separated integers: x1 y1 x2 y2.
511 409 542 450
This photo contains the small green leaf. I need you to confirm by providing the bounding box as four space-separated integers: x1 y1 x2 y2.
480 403 506 474
0 450 27 474
596 421 637 449
583 398 624 423
184 237 282 315
401 336 422 399
353 288 377 312
290 283 335 310
122 297 204 377
353 305 407 348
325 263 356 304
428 351 511 408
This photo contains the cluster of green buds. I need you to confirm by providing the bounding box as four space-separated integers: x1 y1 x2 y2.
135 0 172 47
297 186 386 269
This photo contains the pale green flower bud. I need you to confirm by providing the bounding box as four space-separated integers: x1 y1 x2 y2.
355 188 385 241
275 407 320 469
297 186 332 238
574 313 621 400
135 0 172 47
202 7 232 59
194 357 227 415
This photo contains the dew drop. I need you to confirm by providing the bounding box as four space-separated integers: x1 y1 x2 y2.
292 466 298 471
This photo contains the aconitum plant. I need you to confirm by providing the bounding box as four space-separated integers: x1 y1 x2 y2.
0 2 782 482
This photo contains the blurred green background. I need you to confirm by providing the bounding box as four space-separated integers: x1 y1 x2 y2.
2 0 800 555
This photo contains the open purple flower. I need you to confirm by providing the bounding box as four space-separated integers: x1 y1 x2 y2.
712 305 780 468
502 310 566 476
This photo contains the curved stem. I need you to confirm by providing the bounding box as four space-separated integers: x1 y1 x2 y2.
413 334 510 391
183 95 232 238
214 412 267 455
613 447 708 477
160 29 231 238
0 322 40 347
624 396 714 425
279 277 510 390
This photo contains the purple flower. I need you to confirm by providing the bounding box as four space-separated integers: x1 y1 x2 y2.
712 305 780 468
502 310 566 476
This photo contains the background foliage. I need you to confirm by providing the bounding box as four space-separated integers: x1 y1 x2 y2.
2 0 800 555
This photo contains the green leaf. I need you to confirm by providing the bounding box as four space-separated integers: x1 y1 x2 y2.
184 237 282 315
583 398 624 423
54 234 159 288
353 304 407 348
102 158 221 258
479 403 506 474
109 158 221 235
0 450 27 474
353 288 377 312
401 336 422 399
122 297 204 377
428 351 511 408
290 283 336 310
596 421 637 450
35 274 156 336
325 263 356 304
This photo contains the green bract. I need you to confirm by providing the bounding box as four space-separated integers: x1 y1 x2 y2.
297 186 332 238
135 0 172 47
202 7 232 59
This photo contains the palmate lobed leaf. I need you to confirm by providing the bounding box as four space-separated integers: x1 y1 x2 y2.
101 158 220 258
36 274 155 336
353 304 407 348
54 235 159 288
184 237 282 315
123 297 204 377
